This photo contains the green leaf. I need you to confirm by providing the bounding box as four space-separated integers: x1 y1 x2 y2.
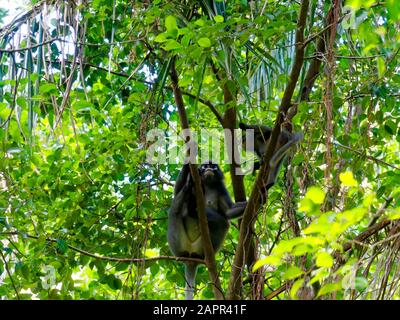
16 97 27 108
384 120 396 135
355 277 368 291
305 186 325 204
56 239 68 254
377 57 386 78
387 208 400 220
339 171 358 187
292 243 314 256
298 198 314 214
154 33 168 43
194 19 205 27
39 83 58 94
106 275 122 290
198 37 211 48
162 39 182 51
252 255 281 271
317 282 341 297
316 252 334 268
362 193 376 207
333 96 342 109
283 266 304 280
21 264 30 279
181 34 191 47
0 102 10 120
73 100 94 111
165 15 178 32
274 239 301 254
214 15 224 23
290 279 304 300
309 268 329 285
0 286 7 296
387 0 400 21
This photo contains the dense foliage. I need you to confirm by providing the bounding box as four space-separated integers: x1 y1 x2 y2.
0 0 399 300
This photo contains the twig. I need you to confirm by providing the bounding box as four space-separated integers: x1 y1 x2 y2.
0 0 57 38
0 249 20 299
334 142 400 171
0 38 60 53
181 91 223 124
368 197 394 227
342 219 392 253
335 54 385 60
1 231 204 264
265 283 287 300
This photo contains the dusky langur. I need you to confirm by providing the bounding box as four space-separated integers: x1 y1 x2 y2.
239 122 303 189
168 162 246 300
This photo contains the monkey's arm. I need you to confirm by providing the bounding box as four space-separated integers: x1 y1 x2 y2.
226 201 247 219
169 182 190 215
170 167 193 215
218 188 247 219
174 164 191 195
252 161 261 174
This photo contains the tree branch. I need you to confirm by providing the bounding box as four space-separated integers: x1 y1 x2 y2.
0 0 58 38
1 231 204 264
181 90 223 124
334 142 400 171
299 4 339 102
169 56 224 299
0 249 20 299
227 0 310 300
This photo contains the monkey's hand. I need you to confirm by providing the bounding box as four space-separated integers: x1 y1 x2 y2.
252 161 261 174
184 140 198 164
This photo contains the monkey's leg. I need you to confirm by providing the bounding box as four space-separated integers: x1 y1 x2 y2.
184 262 198 300
206 208 230 253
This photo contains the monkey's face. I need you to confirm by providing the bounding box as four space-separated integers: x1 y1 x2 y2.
199 162 223 184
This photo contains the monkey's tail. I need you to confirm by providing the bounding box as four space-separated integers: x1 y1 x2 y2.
184 262 198 300
269 131 303 167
